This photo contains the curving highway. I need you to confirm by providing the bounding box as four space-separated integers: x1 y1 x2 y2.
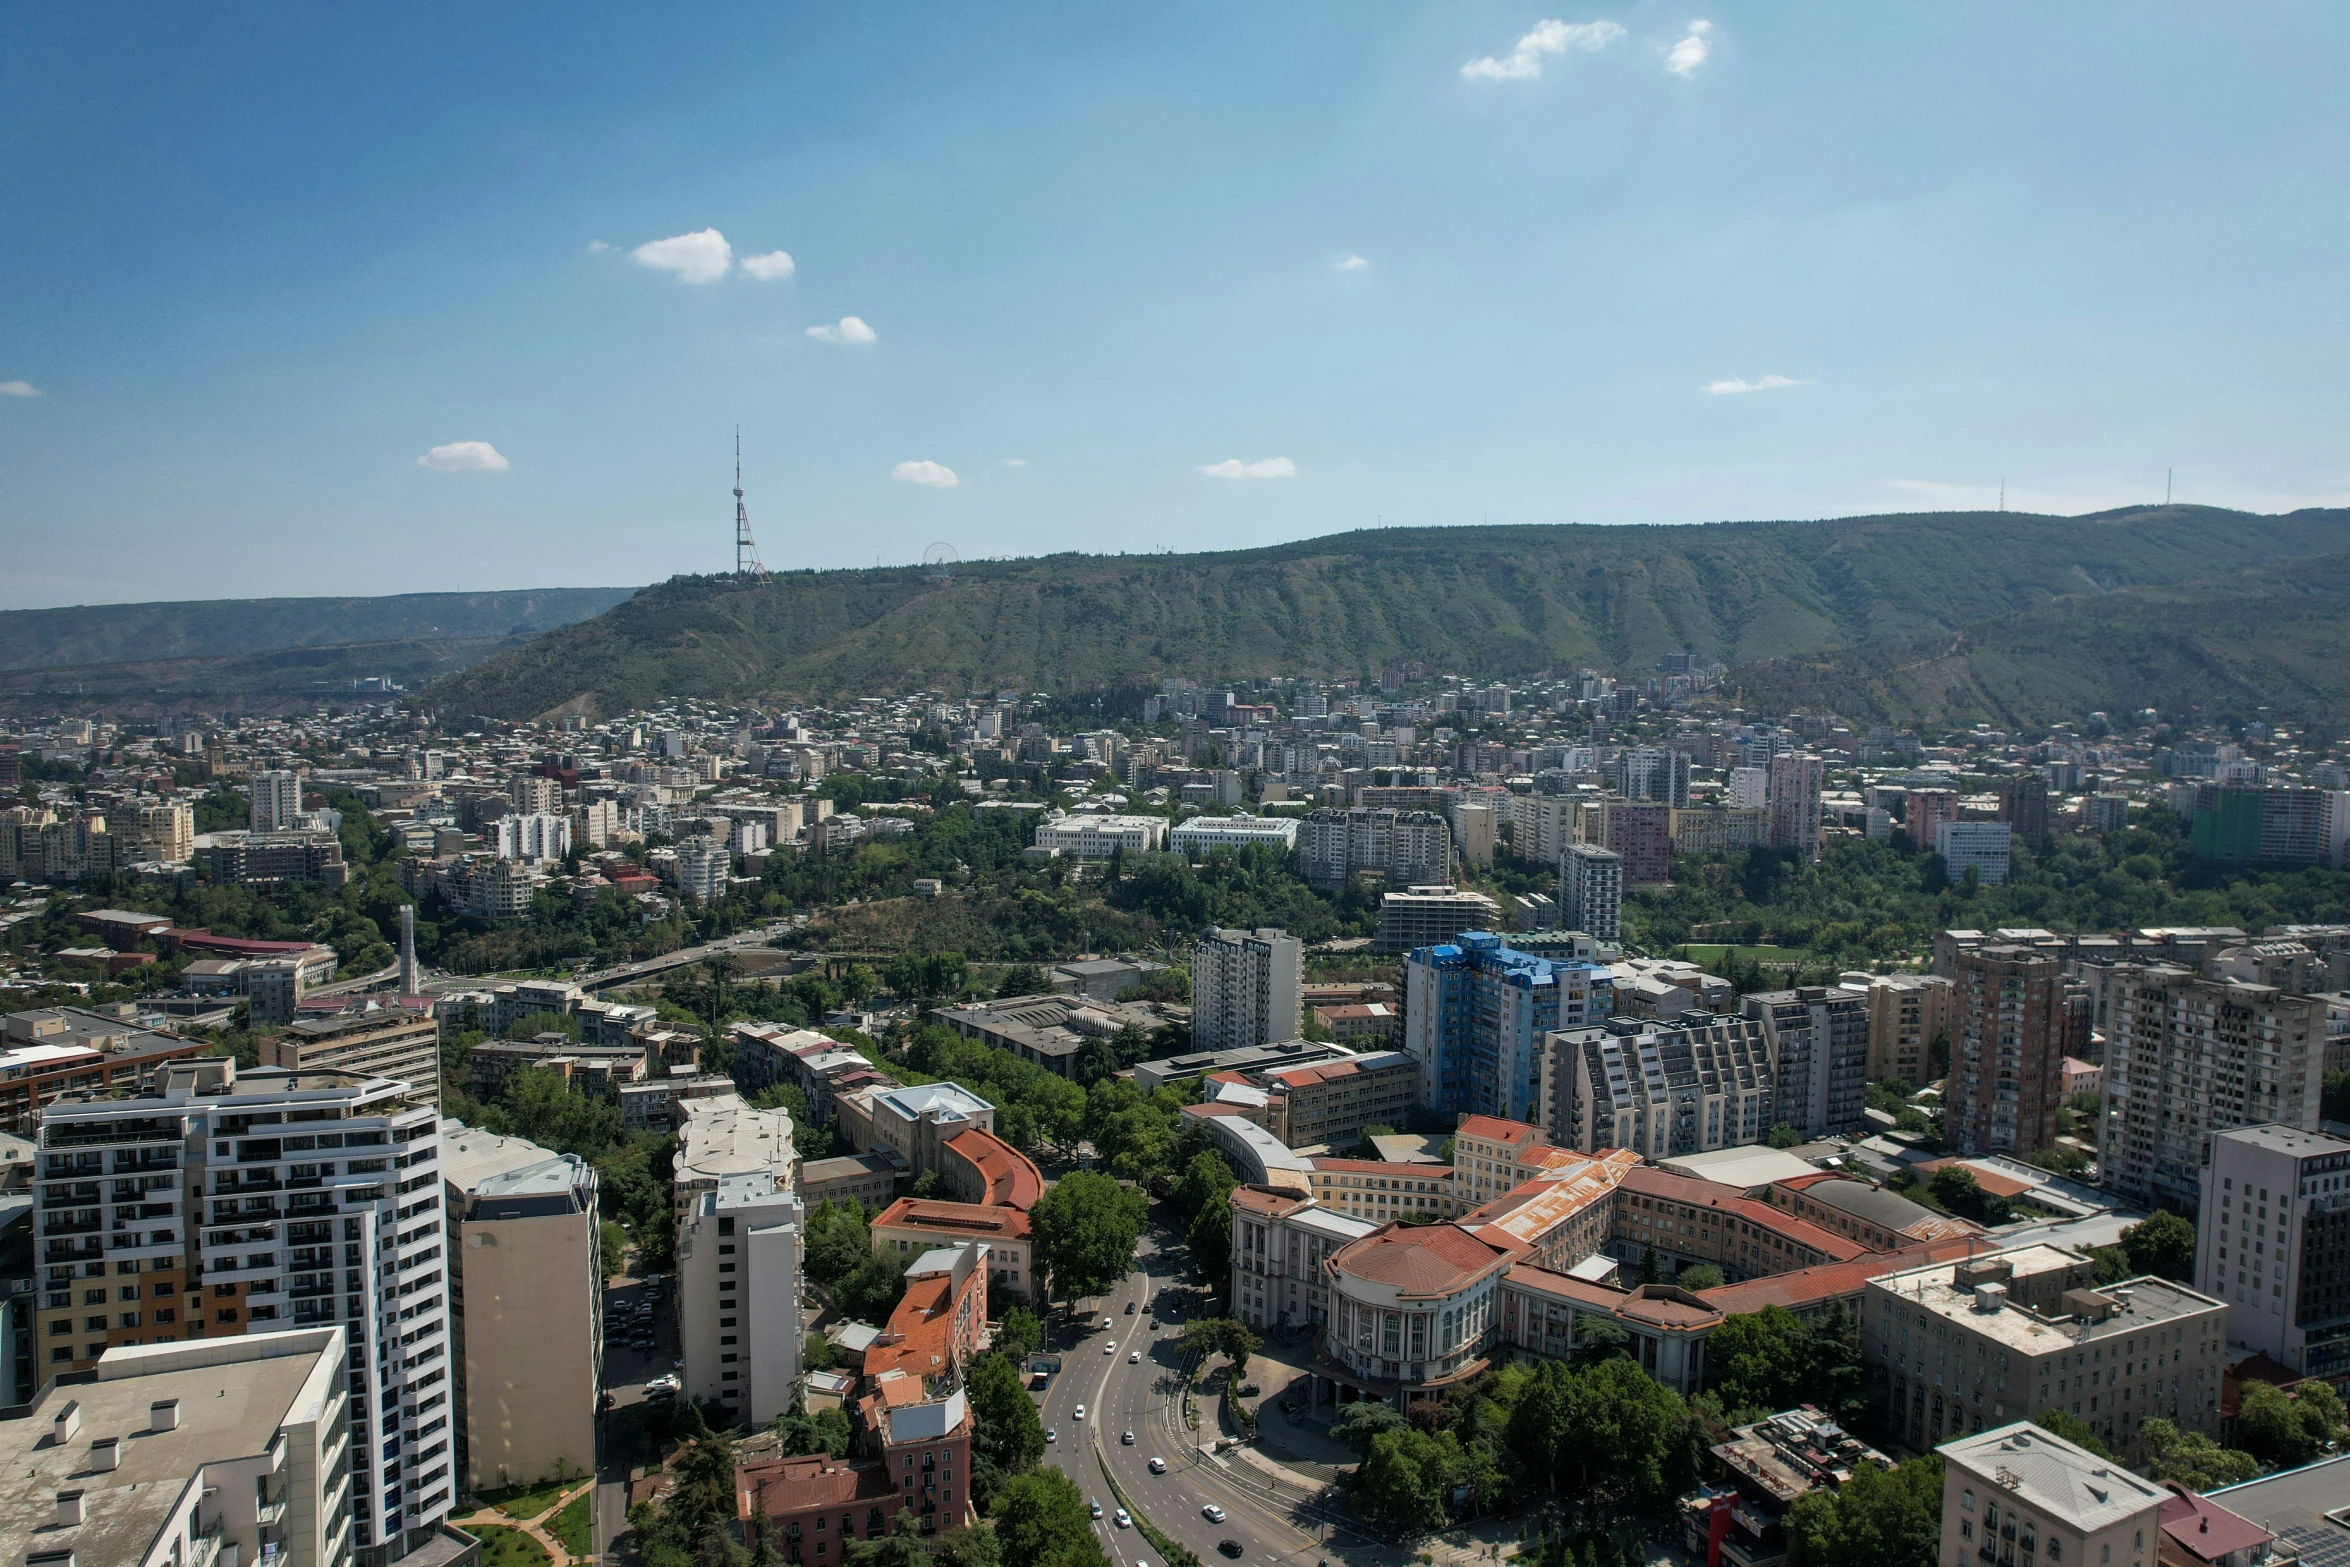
1036 1228 1358 1567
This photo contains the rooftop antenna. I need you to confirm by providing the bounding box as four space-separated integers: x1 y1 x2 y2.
733 428 768 581
1998 479 2005 513
2166 469 2173 506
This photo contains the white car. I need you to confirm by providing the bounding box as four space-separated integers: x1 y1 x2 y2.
1148 1456 1168 1474
1046 1428 1058 1443
1090 1503 1104 1520
1074 1404 1085 1421
1130 1350 1141 1363
1103 1341 1117 1355
1115 1510 1133 1530
1202 1504 1227 1523
1102 1317 1115 1330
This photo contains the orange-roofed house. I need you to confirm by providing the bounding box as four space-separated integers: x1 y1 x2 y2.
871 1197 1034 1303
938 1126 1042 1211
862 1241 990 1389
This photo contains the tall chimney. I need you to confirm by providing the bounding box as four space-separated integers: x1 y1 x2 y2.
398 903 417 995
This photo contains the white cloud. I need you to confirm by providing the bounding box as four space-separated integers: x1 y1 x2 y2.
630 228 733 284
415 441 511 472
1198 457 1298 480
740 250 796 281
1701 374 1809 395
891 460 959 488
0 381 39 398
806 316 877 344
1462 19 1625 81
586 239 612 253
1337 254 1371 272
1000 458 1029 467
1665 19 1713 76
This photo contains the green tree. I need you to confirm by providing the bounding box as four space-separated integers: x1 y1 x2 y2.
600 1220 628 1278
2138 1419 2261 1490
1783 1455 1942 1567
995 964 1050 999
1170 1150 1238 1220
994 1305 1044 1366
1187 1192 1233 1283
1352 1426 1460 1533
2235 1380 2344 1470
988 1468 1107 1567
1677 1264 1725 1292
1028 1170 1147 1301
833 1247 909 1324
1330 1399 1407 1457
1766 1124 1803 1149
803 1199 873 1286
965 1351 1046 1474
1706 1307 1815 1419
2114 1210 2198 1283
1638 1246 1662 1285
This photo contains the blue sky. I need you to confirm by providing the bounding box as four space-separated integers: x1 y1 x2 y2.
4 2 2346 607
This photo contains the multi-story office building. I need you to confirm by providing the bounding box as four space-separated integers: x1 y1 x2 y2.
0 1327 358 1567
262 1009 440 1112
1744 986 1871 1139
677 1173 803 1426
1767 753 1824 858
1948 946 2064 1159
1190 927 1304 1050
1667 805 1768 856
1557 843 1623 944
1863 1247 2225 1460
1403 932 1612 1122
1934 1423 2167 1567
1029 812 1168 860
1167 815 1298 856
2091 963 2325 1209
33 1060 453 1564
2193 1124 2350 1382
1544 1014 1776 1157
250 770 304 833
1296 807 1452 891
440 1120 600 1495
1576 799 1670 887
1255 1050 1418 1150
1864 974 1953 1085
1937 821 2014 886
1373 888 1500 955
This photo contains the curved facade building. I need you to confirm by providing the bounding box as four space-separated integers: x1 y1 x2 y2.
1314 1223 1513 1406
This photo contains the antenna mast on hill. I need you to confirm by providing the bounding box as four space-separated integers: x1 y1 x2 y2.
734 428 768 580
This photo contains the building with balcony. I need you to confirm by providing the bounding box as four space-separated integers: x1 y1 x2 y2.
0 1326 362 1567
678 1172 803 1427
1543 1014 1777 1159
671 1092 795 1231
33 1059 453 1564
263 1008 440 1112
1229 1185 1378 1335
0 1007 212 1136
1402 933 1613 1122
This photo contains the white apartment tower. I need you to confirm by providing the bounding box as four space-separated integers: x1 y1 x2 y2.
1767 752 1824 858
33 1060 453 1566
1557 843 1623 944
2193 1124 2350 1383
251 770 304 833
677 1175 804 1426
1191 927 1305 1050
2090 963 2325 1210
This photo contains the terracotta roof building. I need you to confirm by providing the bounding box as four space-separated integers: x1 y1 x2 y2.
871 1198 1034 1303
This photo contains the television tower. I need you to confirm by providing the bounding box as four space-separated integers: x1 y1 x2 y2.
733 428 768 580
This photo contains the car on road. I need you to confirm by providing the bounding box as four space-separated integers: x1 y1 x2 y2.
1202 1504 1226 1523
1125 1301 1135 1313
1090 1503 1103 1519
1114 1510 1132 1530
1046 1428 1057 1443
1074 1404 1085 1420
1104 1341 1116 1355
1121 1430 1134 1445
1147 1456 1168 1474
1101 1317 1114 1330
1218 1541 1243 1558
1130 1350 1141 1363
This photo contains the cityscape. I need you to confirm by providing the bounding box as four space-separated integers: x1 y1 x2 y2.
3 9 2349 1567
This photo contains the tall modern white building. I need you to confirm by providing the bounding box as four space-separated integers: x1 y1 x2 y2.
488 813 571 863
1191 927 1304 1050
674 838 729 902
250 770 304 833
1936 821 2013 886
33 1059 453 1565
1556 843 1623 944
1727 766 1769 812
2193 1124 2350 1383
677 1174 804 1426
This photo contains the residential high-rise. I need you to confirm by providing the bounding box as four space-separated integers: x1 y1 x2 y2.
1767 752 1823 859
259 1006 441 1111
1997 777 2052 850
1904 787 1961 854
677 1175 803 1425
1743 986 1871 1139
509 775 560 815
487 813 571 862
441 1119 602 1494
2193 1124 2350 1383
0 1327 359 1567
1295 808 1452 891
1863 973 1952 1085
1948 946 2064 1158
1727 766 1769 811
2092 964 2326 1209
1557 843 1623 944
1191 927 1304 1049
33 1060 452 1564
1619 746 1692 808
673 838 729 902
1936 821 2013 886
249 770 304 833
1576 799 1670 886
1402 932 1613 1121
1543 1014 1774 1157
1372 888 1500 955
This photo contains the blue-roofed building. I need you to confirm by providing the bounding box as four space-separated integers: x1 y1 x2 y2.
1403 932 1613 1121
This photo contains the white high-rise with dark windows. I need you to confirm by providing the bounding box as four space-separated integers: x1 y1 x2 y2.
1191 927 1304 1050
251 770 304 833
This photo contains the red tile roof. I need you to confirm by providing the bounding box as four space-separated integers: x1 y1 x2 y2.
1695 1238 1982 1316
870 1197 1030 1240
1454 1115 1542 1144
863 1273 957 1384
2159 1488 2274 1563
737 1452 900 1518
940 1127 1043 1211
1620 1166 1870 1262
1331 1222 1509 1297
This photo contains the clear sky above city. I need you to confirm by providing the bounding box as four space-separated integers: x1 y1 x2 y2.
3 3 2346 607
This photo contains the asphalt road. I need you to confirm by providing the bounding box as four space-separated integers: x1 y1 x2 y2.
1038 1233 1342 1567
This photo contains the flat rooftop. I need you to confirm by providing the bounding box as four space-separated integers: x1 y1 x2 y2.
1870 1251 2222 1356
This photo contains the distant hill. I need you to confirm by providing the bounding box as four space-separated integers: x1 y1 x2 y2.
0 635 529 719
1729 550 2350 730
0 586 638 673
420 506 2350 721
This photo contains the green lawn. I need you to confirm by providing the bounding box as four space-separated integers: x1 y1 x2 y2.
475 1477 573 1521
547 1493 593 1557
470 1525 552 1567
